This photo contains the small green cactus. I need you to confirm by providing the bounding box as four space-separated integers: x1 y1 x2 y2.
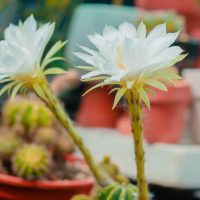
12 144 52 180
2 100 21 126
37 106 54 126
2 98 55 129
55 133 75 154
0 134 22 160
96 183 138 200
35 127 57 147
99 156 128 184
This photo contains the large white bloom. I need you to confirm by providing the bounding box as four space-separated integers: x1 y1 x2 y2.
74 22 186 108
74 22 185 89
0 15 66 98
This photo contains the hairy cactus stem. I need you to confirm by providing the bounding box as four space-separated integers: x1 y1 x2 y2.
125 89 149 200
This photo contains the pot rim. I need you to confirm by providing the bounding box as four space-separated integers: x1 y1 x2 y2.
0 154 95 189
0 174 94 189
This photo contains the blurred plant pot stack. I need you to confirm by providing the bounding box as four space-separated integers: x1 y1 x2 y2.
76 83 121 128
135 0 200 33
116 80 191 143
184 69 200 144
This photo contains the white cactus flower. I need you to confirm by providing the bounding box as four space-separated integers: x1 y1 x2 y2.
0 15 66 98
74 22 186 108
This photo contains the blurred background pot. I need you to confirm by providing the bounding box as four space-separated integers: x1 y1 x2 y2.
116 80 191 143
76 83 121 128
0 155 94 200
183 69 200 144
135 0 200 32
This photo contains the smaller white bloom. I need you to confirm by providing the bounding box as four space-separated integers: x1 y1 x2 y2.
0 15 55 79
0 15 66 99
74 22 185 89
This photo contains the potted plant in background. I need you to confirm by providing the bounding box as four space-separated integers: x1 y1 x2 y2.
135 0 200 33
76 83 122 128
0 97 94 200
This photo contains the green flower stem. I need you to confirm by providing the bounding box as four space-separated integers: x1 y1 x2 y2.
125 90 149 200
33 80 110 187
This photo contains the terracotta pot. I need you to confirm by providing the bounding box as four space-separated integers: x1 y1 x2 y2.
116 80 191 143
76 83 121 128
135 0 199 15
183 69 200 144
0 156 94 200
135 0 200 32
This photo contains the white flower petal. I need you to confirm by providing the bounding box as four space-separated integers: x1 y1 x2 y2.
119 22 137 38
147 46 183 71
81 70 104 79
4 24 23 46
146 23 166 42
146 31 180 59
103 25 118 40
109 72 127 82
73 52 95 66
137 21 146 40
22 15 37 39
79 45 98 56
35 23 55 64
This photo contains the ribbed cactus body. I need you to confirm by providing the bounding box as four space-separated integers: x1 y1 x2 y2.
35 127 57 146
99 156 128 184
0 134 22 159
3 98 55 129
97 183 137 200
56 133 75 154
12 144 51 180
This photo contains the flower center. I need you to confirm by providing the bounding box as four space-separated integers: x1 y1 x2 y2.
116 47 125 70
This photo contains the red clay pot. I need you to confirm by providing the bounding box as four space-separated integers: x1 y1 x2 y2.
76 83 121 128
135 0 200 32
0 156 94 200
116 80 191 143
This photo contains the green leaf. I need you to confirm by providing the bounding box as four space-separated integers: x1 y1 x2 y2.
172 53 188 64
112 88 127 110
42 41 67 69
75 66 97 71
0 78 12 84
32 84 48 102
83 81 111 96
144 79 168 91
145 87 156 96
44 67 66 75
10 83 23 100
108 87 121 94
41 57 65 69
160 54 188 69
137 87 150 109
156 71 182 80
0 82 17 96
82 76 108 82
